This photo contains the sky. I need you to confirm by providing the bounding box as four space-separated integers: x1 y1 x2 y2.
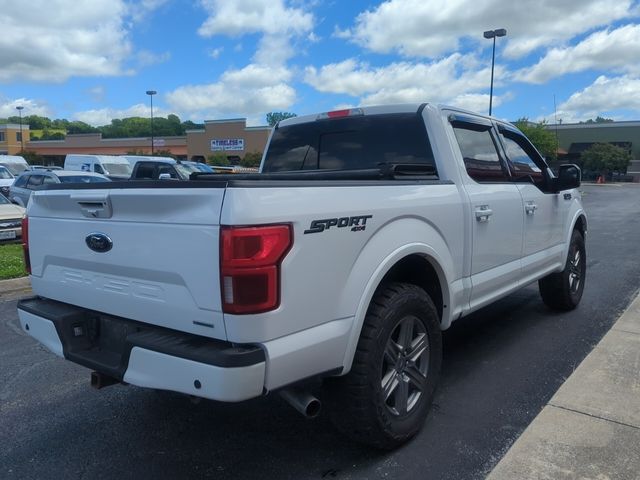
1 0 639 127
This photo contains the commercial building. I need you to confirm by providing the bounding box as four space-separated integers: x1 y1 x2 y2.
186 118 271 163
0 124 30 155
550 121 640 181
26 133 187 165
7 117 271 167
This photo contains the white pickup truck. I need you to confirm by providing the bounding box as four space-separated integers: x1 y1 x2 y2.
17 104 586 449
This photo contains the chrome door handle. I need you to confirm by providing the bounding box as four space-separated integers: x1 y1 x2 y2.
475 206 493 222
525 202 538 215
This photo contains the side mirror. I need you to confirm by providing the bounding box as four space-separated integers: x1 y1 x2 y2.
158 173 172 180
553 164 581 192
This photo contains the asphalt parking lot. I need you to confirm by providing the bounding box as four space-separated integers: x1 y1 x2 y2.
1 183 639 480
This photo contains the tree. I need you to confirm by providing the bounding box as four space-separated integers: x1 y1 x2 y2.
207 153 230 166
580 116 614 124
514 118 558 163
581 143 631 177
240 152 262 168
266 112 296 126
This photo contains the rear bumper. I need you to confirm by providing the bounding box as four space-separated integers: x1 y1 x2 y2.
17 297 266 402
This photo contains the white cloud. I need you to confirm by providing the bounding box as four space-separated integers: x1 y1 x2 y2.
341 0 636 58
0 0 132 82
166 82 296 120
197 0 312 38
304 55 505 111
166 0 314 119
128 0 171 22
0 97 51 118
73 103 172 126
557 76 640 121
515 24 640 83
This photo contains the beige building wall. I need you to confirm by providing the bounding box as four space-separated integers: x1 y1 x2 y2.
187 119 271 161
0 124 31 154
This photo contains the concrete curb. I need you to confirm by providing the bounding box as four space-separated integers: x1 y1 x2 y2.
488 292 640 480
0 275 32 302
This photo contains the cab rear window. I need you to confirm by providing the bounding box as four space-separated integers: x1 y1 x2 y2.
263 113 435 172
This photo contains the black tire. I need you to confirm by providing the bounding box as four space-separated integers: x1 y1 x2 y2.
325 282 442 449
539 229 586 310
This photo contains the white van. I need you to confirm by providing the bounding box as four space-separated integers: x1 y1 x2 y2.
64 154 132 179
0 155 30 176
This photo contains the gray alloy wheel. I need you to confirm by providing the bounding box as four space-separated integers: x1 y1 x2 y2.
325 282 442 449
381 315 429 417
539 229 586 310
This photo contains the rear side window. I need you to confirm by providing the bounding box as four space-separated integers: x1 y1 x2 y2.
26 175 44 188
453 126 509 182
263 113 435 172
58 176 110 183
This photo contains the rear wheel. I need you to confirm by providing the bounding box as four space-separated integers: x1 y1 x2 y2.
326 282 442 449
539 229 586 310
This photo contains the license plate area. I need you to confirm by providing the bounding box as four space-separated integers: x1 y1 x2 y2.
0 230 16 240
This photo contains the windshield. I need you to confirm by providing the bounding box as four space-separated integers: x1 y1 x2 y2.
175 164 195 178
0 163 28 175
0 167 14 179
102 163 132 176
58 176 111 184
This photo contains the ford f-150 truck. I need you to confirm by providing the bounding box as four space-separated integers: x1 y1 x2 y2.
17 104 586 449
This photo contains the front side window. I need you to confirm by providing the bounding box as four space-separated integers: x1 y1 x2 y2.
453 126 509 182
13 175 28 188
500 131 545 184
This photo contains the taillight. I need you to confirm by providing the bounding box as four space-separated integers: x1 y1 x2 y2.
22 216 31 275
220 224 292 314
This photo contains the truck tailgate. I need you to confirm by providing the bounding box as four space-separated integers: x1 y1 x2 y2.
27 187 227 340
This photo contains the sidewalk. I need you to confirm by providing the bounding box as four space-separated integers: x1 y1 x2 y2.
0 276 32 302
488 292 640 480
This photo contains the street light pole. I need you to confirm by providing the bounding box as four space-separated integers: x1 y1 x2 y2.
146 90 157 154
483 28 507 116
15 105 24 152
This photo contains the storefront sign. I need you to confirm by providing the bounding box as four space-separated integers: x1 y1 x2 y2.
211 138 245 151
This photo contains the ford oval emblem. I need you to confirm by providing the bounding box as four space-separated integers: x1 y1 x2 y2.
85 233 113 253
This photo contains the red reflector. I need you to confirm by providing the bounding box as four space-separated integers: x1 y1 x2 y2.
221 225 292 314
21 216 31 275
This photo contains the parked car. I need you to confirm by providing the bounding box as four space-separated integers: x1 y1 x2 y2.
181 161 214 173
0 193 25 242
0 165 15 198
130 158 199 180
8 170 110 207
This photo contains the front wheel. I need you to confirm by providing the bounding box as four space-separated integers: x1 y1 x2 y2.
539 229 586 310
325 282 442 449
